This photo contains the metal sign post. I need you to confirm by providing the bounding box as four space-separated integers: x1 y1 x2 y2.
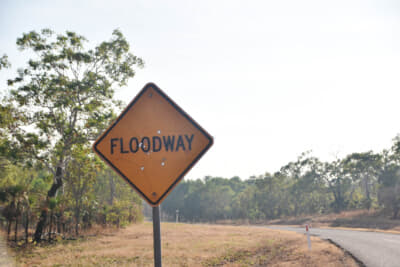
153 206 162 267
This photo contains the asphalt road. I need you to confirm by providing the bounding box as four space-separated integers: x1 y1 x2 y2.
267 226 400 267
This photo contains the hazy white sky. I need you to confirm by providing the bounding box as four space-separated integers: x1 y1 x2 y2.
2 0 400 180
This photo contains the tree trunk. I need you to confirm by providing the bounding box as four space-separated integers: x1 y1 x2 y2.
364 176 372 210
57 213 61 234
74 197 81 236
48 210 53 242
109 174 115 205
393 207 399 220
25 212 29 244
7 220 11 241
75 212 80 236
33 166 63 243
14 216 18 242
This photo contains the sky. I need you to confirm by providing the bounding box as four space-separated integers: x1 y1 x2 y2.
1 0 400 180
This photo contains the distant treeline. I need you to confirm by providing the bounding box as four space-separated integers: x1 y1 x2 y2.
162 136 400 222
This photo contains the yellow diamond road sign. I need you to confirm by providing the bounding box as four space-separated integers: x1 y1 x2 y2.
93 83 213 206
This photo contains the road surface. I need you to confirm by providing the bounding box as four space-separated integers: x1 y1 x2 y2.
268 226 400 267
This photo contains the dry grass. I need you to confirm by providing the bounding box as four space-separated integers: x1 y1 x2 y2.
14 223 357 267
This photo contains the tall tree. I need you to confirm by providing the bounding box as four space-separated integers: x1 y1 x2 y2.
322 159 352 213
6 29 143 242
279 151 321 216
343 152 382 210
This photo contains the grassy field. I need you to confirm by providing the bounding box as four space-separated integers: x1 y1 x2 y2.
12 223 357 267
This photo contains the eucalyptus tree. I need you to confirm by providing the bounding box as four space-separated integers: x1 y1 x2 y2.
279 151 328 216
6 29 143 242
321 159 352 213
342 152 382 210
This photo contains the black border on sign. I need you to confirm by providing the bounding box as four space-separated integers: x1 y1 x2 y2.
93 83 214 206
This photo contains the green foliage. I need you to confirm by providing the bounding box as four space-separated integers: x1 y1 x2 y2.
94 168 143 227
0 54 10 69
342 152 382 210
103 200 130 227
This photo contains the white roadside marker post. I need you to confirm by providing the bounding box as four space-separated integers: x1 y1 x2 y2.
306 224 311 251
